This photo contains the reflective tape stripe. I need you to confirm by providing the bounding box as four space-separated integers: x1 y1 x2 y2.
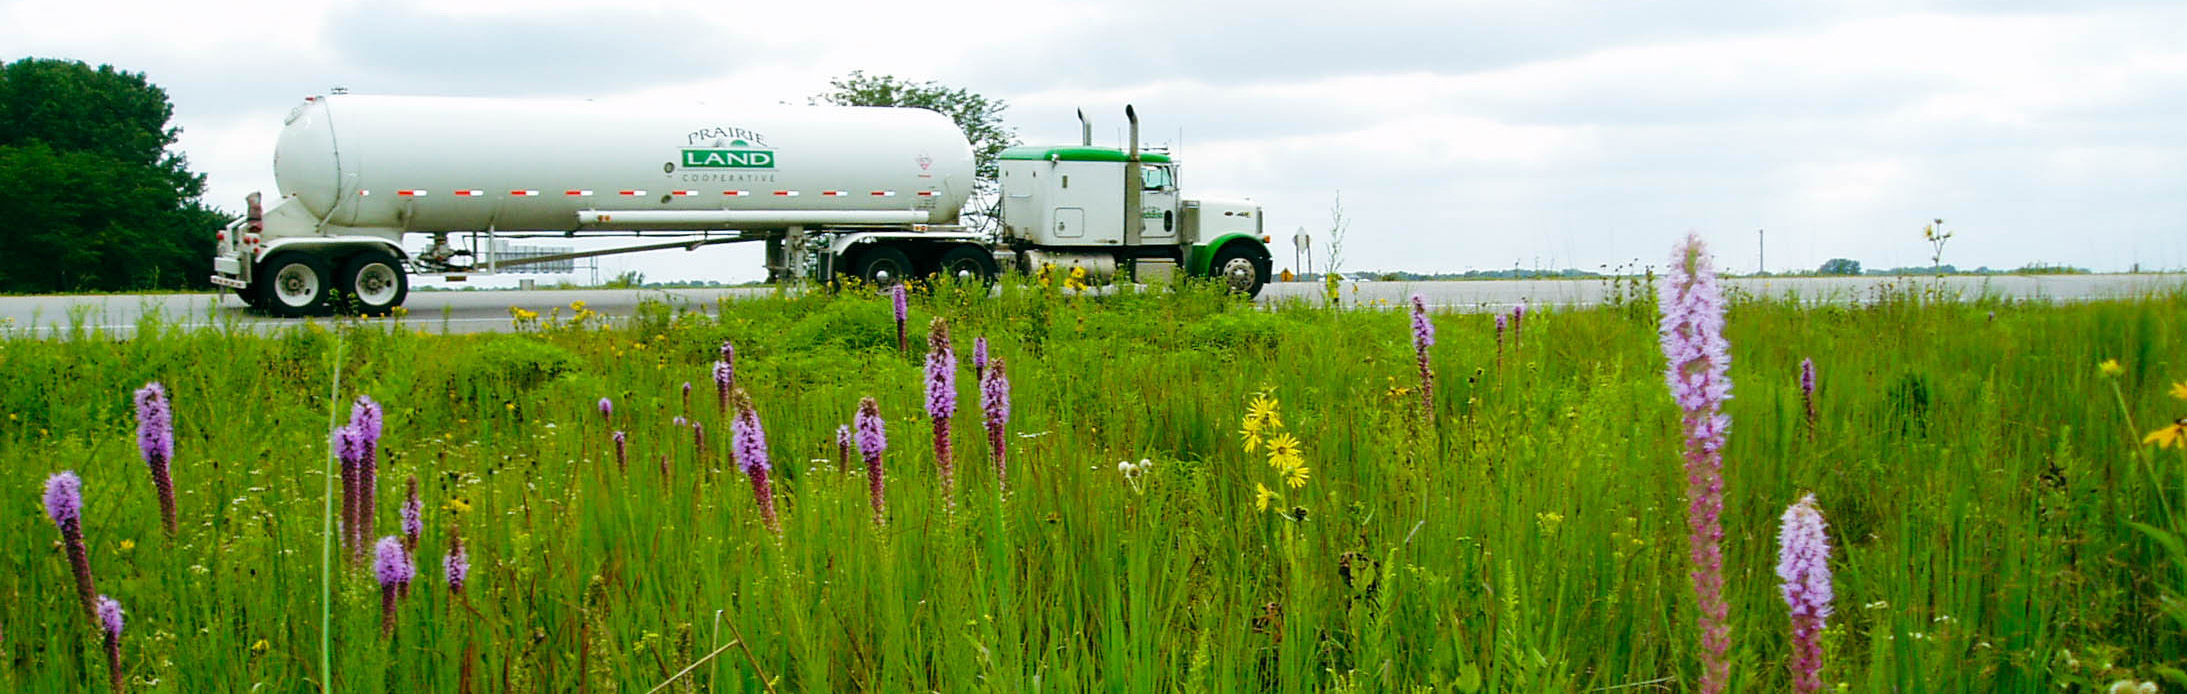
565 189 593 196
871 190 895 197
672 190 697 197
455 189 485 197
773 190 799 197
723 190 751 197
358 190 372 196
397 190 428 197
822 190 848 197
915 191 938 197
620 190 646 196
510 190 540 197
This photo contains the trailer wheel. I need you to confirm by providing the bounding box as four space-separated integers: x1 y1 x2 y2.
339 250 409 315
849 246 915 287
257 252 332 317
1210 243 1269 298
935 245 998 288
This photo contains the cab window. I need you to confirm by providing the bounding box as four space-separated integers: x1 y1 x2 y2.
1141 165 1174 191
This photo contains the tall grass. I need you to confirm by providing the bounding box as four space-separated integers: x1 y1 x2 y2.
0 277 2182 692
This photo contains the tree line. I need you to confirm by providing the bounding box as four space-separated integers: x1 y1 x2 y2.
0 58 227 293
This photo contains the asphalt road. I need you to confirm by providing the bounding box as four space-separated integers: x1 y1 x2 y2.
0 274 2177 338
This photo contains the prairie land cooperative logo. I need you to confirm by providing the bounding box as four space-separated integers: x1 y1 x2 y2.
681 126 776 169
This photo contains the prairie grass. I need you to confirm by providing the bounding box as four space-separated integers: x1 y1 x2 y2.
0 277 2183 692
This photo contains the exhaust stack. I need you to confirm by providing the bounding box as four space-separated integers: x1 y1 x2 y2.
1077 109 1091 146
1124 105 1142 246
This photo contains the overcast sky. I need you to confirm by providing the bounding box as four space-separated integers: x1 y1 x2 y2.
6 0 2184 284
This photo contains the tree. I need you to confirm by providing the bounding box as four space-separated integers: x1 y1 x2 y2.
1817 258 1862 276
0 58 225 292
813 71 1018 234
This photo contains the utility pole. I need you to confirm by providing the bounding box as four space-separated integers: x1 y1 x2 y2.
1757 228 1765 276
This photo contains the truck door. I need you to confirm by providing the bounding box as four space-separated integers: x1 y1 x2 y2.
1138 164 1179 243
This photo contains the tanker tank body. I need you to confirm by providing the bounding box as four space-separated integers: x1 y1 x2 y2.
211 93 978 316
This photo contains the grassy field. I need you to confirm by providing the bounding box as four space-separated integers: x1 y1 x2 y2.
1 276 2183 693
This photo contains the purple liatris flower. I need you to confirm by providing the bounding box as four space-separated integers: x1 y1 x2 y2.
97 595 123 692
45 470 82 528
713 360 734 412
1799 357 1818 439
401 475 422 553
1778 494 1834 693
45 473 92 579
334 425 363 561
730 389 780 534
45 472 98 622
135 382 178 536
1410 294 1436 423
974 337 989 382
836 424 853 472
613 430 628 472
1494 314 1508 366
981 356 1011 489
349 396 384 565
445 530 470 597
893 284 909 352
680 381 692 415
1510 302 1526 342
374 536 412 637
857 397 888 524
1657 232 1734 694
598 397 613 423
925 317 958 507
97 594 123 637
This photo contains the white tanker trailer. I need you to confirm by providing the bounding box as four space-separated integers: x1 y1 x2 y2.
211 93 1274 315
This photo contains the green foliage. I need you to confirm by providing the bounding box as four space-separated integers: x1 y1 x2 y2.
0 283 2183 691
0 58 226 293
1818 257 1863 275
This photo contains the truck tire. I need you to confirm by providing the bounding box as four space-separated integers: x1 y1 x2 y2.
257 252 332 317
1210 243 1269 298
935 245 998 287
849 246 915 287
338 250 409 315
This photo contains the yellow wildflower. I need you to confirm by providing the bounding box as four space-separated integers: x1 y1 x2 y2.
1239 427 1262 454
2147 417 2187 449
1254 483 1279 512
2099 359 2123 376
443 497 472 515
1246 393 1282 431
1284 464 1312 489
118 539 135 552
2170 381 2187 401
1265 433 1302 469
250 639 270 657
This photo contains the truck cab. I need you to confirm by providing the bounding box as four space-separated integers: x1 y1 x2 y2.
994 145 1271 294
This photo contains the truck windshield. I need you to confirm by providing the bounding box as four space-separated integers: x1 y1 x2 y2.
1141 165 1174 191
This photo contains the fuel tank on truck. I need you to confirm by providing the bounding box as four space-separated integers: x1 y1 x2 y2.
272 94 977 235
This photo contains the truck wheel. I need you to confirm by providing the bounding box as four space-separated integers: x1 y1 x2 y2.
339 250 409 315
850 246 915 287
935 245 998 287
257 252 332 317
1210 243 1269 298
